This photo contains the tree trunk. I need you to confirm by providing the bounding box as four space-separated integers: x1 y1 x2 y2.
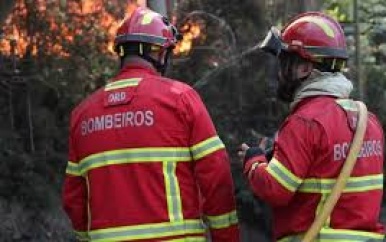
288 0 322 15
304 0 323 11
0 0 15 25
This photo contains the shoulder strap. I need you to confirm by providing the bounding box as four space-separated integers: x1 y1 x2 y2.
335 99 359 131
302 101 368 242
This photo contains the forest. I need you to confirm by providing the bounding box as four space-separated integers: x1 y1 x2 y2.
1 0 386 241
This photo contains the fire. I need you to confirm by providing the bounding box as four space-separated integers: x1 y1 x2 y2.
1 0 202 58
174 22 202 55
0 0 142 57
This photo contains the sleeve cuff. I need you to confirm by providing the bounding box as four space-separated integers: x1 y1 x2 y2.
243 154 266 175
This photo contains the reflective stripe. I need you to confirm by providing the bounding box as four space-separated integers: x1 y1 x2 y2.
75 231 89 241
292 16 336 38
78 148 192 174
190 136 225 160
336 99 358 112
278 228 385 242
86 220 205 242
206 210 238 229
164 162 183 222
266 158 302 192
66 161 81 176
105 78 141 91
165 236 206 242
141 12 157 25
299 174 383 193
75 136 226 175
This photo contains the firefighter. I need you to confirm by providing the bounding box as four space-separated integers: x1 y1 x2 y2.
63 7 239 242
239 12 385 241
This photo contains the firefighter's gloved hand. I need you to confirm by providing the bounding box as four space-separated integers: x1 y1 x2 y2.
238 143 267 177
239 136 274 162
260 136 274 161
244 146 265 164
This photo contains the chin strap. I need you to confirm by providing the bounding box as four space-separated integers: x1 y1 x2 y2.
141 48 172 76
160 48 172 76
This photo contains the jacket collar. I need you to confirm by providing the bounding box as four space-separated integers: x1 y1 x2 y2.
291 95 336 113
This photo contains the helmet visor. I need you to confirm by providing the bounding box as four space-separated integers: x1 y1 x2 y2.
259 27 287 56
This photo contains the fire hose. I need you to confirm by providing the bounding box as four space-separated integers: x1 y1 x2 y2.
302 101 368 242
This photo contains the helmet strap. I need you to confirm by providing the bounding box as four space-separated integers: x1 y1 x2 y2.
314 58 346 72
140 48 172 76
159 48 172 76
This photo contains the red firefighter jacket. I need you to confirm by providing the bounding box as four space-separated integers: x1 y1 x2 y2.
63 63 239 242
246 96 385 242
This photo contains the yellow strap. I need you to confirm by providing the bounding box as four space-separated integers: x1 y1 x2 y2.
302 101 368 242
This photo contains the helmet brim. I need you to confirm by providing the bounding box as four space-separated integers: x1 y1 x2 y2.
115 33 171 47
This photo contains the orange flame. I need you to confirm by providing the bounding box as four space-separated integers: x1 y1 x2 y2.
174 22 202 56
1 1 201 58
0 0 142 57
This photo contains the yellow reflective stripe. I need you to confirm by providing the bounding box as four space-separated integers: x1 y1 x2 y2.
278 228 385 242
163 162 183 222
87 220 205 241
141 12 157 25
266 158 302 192
104 78 142 91
165 236 206 242
299 174 383 193
78 147 192 174
319 228 385 241
336 99 358 112
190 136 225 160
292 16 335 38
75 230 89 241
66 161 81 176
206 210 238 229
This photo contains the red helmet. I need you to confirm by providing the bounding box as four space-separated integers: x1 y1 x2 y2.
260 12 348 62
114 7 179 53
282 12 348 61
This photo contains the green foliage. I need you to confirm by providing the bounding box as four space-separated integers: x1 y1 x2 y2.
323 0 353 22
366 66 386 121
350 0 386 120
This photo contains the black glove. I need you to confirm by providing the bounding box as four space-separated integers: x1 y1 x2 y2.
258 136 274 161
245 136 274 162
244 146 265 165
